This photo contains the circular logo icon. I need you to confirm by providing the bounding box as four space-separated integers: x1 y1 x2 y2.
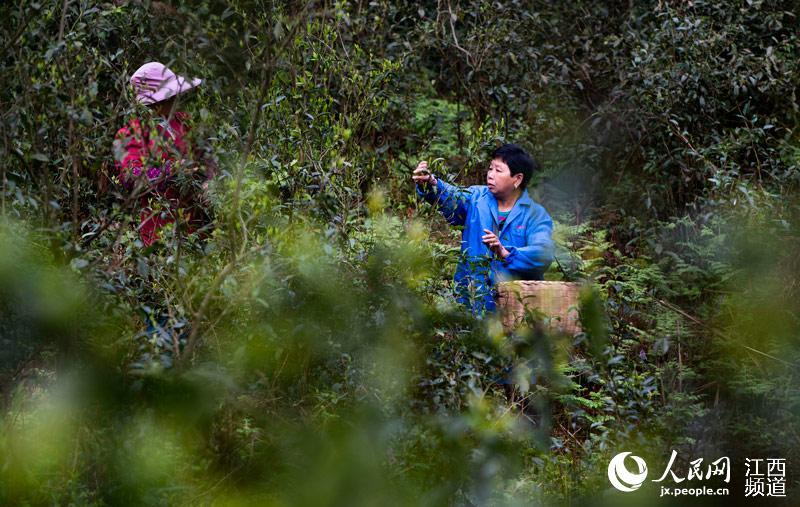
608 452 648 492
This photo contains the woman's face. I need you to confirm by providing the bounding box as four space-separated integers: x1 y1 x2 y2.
486 158 522 197
152 96 179 118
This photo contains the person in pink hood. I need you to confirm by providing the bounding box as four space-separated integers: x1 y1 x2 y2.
113 61 214 246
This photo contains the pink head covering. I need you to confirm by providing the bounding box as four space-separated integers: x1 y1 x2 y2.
129 61 202 105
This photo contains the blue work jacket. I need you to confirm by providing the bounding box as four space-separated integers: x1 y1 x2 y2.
417 177 554 313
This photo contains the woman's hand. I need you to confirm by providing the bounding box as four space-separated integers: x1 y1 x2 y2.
412 160 437 187
482 229 510 259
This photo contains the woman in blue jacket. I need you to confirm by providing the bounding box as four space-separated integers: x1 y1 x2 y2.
413 144 554 314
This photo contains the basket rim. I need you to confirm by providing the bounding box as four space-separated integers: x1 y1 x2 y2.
496 280 584 287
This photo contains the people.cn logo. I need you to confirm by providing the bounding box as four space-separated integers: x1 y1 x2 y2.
607 452 648 492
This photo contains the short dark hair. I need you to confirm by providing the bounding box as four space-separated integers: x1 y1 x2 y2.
490 144 539 188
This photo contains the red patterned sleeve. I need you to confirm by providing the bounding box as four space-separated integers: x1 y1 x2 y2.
113 119 146 190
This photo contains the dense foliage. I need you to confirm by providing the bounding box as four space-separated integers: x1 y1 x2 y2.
1 1 798 505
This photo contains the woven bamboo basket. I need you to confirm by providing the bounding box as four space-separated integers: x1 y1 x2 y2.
495 281 582 335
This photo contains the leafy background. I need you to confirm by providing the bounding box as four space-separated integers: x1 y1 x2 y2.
1 0 798 505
